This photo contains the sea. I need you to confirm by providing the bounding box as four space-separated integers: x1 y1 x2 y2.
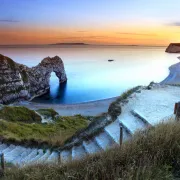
0 45 179 104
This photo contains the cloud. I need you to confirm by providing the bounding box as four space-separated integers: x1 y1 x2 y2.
168 22 180 26
0 19 19 23
76 31 88 33
50 35 106 40
116 32 157 36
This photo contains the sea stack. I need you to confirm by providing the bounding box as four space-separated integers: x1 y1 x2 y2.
0 54 67 104
166 43 180 53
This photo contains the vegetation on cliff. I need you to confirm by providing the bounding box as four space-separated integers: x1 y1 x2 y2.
36 108 59 120
0 106 41 123
0 54 16 70
0 115 88 148
3 119 180 180
108 86 141 120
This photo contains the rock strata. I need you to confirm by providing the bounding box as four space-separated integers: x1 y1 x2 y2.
0 54 67 104
166 43 180 53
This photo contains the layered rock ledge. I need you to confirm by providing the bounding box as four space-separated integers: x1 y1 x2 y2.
0 54 67 104
166 43 180 53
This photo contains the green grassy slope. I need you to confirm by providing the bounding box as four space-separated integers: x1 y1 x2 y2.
3 120 180 180
0 106 41 123
0 115 88 148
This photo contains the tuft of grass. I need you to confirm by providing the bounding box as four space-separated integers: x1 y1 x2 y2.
36 108 59 120
3 119 180 180
0 115 88 148
0 106 41 123
108 86 141 120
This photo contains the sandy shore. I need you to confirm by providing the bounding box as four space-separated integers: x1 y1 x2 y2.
161 61 180 85
13 96 119 116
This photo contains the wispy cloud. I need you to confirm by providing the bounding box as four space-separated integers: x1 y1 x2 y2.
168 22 180 26
0 19 19 23
116 32 157 36
76 31 88 33
50 35 106 40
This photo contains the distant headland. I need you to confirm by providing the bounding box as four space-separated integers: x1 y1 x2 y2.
50 43 89 45
166 43 180 53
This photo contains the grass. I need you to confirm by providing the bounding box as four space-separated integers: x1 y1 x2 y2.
3 119 180 180
0 106 42 123
108 86 141 120
36 108 59 120
0 115 88 149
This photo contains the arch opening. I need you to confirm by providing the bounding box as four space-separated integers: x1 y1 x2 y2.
49 72 60 99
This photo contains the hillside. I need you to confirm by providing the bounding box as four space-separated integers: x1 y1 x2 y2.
3 120 180 180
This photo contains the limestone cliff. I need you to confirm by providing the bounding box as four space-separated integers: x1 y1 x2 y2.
166 43 180 53
0 54 67 104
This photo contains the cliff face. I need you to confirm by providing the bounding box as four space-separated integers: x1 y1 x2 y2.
0 54 67 104
166 43 180 53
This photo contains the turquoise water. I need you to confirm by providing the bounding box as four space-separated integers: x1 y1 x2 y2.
0 45 179 104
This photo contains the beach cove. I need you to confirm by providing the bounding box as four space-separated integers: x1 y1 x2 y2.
13 55 180 116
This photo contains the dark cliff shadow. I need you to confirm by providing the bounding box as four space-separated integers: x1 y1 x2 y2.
32 81 67 103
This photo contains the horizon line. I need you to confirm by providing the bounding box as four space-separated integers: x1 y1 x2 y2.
0 43 167 47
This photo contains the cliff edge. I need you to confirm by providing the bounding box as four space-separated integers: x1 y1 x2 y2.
166 43 180 53
0 54 67 104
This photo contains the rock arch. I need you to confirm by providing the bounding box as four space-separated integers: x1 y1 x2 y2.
37 56 67 84
0 54 67 104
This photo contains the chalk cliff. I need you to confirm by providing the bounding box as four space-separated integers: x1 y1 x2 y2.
0 54 67 104
166 43 180 53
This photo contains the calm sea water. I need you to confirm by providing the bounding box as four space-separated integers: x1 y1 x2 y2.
0 45 179 104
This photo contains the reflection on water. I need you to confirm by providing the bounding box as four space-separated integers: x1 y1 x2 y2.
0 45 179 104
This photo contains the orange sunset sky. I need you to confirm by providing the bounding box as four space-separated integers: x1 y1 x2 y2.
1 0 180 46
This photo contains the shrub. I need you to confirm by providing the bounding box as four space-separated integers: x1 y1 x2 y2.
108 86 141 120
108 102 121 120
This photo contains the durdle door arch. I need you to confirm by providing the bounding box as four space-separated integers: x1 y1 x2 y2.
0 54 67 104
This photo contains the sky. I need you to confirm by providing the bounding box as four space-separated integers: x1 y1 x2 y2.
1 0 180 45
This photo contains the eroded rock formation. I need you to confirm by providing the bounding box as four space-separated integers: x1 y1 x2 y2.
0 54 67 104
166 43 180 53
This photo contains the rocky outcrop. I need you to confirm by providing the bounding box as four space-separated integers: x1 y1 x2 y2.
0 54 67 104
166 43 180 53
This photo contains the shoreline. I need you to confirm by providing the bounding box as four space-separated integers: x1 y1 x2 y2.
160 61 180 85
13 96 119 116
13 60 180 116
